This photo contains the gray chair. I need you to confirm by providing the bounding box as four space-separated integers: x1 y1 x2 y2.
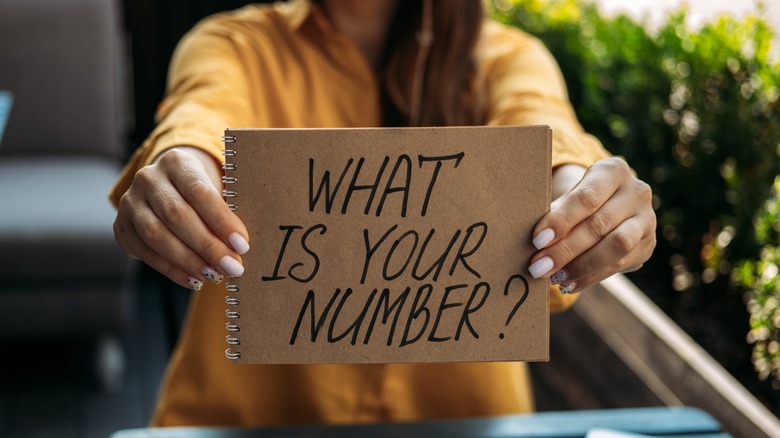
0 0 133 390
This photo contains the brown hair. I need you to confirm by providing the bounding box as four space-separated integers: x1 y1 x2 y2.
381 0 484 127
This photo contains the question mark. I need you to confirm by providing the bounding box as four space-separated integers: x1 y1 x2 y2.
499 274 529 339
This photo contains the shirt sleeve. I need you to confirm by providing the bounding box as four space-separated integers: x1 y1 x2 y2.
109 21 254 207
480 22 610 170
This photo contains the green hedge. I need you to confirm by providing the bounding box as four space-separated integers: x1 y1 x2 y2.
735 177 780 386
491 0 780 391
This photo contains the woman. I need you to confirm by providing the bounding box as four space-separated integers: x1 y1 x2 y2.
112 0 656 427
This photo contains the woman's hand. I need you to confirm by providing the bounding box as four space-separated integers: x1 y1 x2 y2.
113 147 249 290
528 157 656 294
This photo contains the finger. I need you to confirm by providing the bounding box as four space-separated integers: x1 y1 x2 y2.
126 198 218 283
162 151 250 254
557 232 655 294
114 213 141 261
146 175 243 279
114 213 203 290
621 264 644 274
532 158 631 250
528 184 639 279
562 213 652 281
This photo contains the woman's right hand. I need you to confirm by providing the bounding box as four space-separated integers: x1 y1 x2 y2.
113 147 250 290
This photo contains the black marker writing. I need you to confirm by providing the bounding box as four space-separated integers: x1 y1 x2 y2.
262 224 327 283
289 281 490 346
418 152 464 216
360 222 488 284
307 152 465 217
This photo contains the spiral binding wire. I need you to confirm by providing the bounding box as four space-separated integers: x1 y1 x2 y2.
223 134 241 360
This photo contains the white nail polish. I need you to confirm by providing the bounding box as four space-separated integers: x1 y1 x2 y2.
220 255 245 277
187 277 203 291
551 270 568 285
532 228 555 250
229 232 250 255
560 283 576 294
529 256 554 279
202 266 224 284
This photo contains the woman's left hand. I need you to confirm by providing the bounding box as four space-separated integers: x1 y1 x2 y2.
528 157 657 294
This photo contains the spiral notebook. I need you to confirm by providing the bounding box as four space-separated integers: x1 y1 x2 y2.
222 126 551 364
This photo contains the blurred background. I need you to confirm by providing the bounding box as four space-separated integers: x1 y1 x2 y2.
492 0 780 415
0 0 779 437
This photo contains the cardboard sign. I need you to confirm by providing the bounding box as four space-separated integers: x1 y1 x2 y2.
223 126 551 364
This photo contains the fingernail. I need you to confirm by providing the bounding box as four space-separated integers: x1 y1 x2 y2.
220 255 244 277
529 256 554 279
202 266 224 284
551 269 568 285
229 232 250 255
532 228 555 250
560 282 576 294
186 276 203 291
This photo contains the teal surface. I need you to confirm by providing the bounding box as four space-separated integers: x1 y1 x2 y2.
0 91 12 145
112 407 728 438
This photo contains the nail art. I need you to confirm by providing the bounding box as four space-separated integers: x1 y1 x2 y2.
532 228 555 250
202 266 224 284
528 256 554 279
186 276 203 291
220 255 245 277
551 270 568 285
560 283 576 294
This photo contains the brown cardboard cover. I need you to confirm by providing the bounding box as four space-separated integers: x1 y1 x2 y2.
224 126 551 364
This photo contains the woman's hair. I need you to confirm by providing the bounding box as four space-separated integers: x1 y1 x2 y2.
381 0 484 127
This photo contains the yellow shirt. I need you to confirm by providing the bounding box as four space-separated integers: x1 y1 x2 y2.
110 0 610 427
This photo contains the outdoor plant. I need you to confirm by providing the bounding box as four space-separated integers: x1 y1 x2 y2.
736 178 780 388
491 0 780 406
